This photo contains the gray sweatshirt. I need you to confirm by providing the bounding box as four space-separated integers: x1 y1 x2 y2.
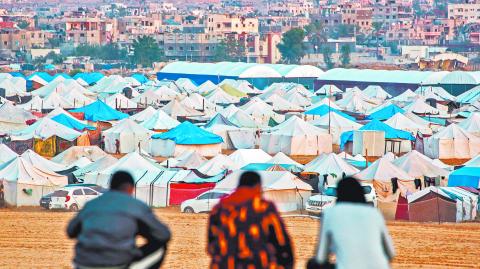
67 191 171 267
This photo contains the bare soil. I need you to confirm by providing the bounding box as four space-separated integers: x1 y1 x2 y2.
0 207 479 268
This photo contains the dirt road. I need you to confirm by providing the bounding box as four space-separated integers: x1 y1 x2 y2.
0 207 479 268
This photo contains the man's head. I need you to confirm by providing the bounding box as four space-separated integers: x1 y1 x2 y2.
110 171 134 195
238 171 261 188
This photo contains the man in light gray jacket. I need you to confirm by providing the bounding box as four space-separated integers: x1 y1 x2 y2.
67 171 171 269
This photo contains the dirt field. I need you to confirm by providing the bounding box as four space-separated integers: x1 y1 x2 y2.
0 207 479 269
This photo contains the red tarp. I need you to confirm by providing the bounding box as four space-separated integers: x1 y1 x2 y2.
395 194 409 221
168 182 215 206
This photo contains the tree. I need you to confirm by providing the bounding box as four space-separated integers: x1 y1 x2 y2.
340 45 351 67
304 21 328 52
47 37 63 49
212 38 246 62
322 46 334 69
69 69 83 77
277 28 307 64
132 36 164 67
17 20 30 29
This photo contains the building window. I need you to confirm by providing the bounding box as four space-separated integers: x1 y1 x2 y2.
179 46 183 50
80 33 85 37
205 46 209 50
168 46 173 50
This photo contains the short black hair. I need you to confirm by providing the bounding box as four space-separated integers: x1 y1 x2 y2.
336 177 367 204
110 171 134 190
238 171 261 187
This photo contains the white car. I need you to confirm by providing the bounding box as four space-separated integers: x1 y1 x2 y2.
305 184 377 215
181 190 229 213
49 184 107 211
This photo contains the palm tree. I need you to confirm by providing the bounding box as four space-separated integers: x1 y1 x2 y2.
372 22 384 59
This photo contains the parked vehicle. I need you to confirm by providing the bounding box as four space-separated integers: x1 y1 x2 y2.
39 193 53 209
181 190 229 213
48 184 107 211
305 184 377 215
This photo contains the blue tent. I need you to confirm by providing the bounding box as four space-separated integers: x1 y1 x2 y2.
448 167 480 188
52 73 72 80
9 72 25 78
27 72 53 83
70 100 128 122
305 104 356 121
340 119 415 149
44 64 56 71
204 113 238 129
51 114 96 131
152 121 223 145
73 72 105 85
131 73 149 84
366 104 405 121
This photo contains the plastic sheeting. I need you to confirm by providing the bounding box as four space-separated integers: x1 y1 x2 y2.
168 182 215 205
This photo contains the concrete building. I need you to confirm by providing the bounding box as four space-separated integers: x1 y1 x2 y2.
65 17 117 46
448 3 480 24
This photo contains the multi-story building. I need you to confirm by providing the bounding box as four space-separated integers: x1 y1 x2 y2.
448 3 480 25
205 14 258 34
0 28 54 50
65 17 117 46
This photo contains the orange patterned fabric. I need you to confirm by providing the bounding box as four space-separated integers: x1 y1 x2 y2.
208 187 293 269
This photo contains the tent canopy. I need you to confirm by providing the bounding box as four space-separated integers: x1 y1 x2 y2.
70 100 129 122
152 121 223 145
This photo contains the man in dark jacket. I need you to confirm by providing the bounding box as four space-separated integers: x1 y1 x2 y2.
67 171 171 269
207 171 294 269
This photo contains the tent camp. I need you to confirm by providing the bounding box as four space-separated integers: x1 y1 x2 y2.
151 121 223 157
366 104 405 121
162 99 204 120
448 167 480 188
214 170 312 212
407 187 457 222
197 154 239 176
0 102 36 132
51 146 108 166
260 116 333 155
0 144 17 164
129 106 158 123
424 123 480 159
384 112 432 135
458 112 480 136
268 152 304 170
204 114 256 150
102 118 153 154
228 149 272 168
363 85 392 100
355 157 415 202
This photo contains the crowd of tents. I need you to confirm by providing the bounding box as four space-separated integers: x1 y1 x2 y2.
0 70 479 222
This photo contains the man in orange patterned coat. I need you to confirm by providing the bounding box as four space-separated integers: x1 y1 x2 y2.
207 171 294 269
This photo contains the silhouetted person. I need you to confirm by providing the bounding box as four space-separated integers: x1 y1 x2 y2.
115 138 120 154
67 171 171 269
0 182 4 207
309 177 395 269
207 171 294 269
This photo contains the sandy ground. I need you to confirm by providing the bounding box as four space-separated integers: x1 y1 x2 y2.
0 207 479 269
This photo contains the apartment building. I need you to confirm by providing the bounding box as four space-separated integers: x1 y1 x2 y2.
269 0 314 16
205 14 258 34
0 28 54 50
448 3 480 24
65 17 117 46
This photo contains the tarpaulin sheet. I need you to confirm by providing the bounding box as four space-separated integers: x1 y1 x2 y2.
77 134 90 147
56 137 75 155
168 182 215 205
8 139 33 154
34 137 56 157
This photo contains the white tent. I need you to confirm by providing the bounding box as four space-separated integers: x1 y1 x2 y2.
404 98 440 115
283 91 312 107
105 93 138 109
173 150 207 169
153 85 180 101
176 78 198 92
51 146 108 166
240 98 283 124
432 159 454 171
197 80 218 94
162 99 203 119
140 109 180 131
335 90 378 113
0 144 17 164
0 76 26 97
228 149 272 168
214 170 312 212
404 111 432 127
197 154 239 176
73 155 118 181
0 155 67 206
315 84 342 95
134 170 177 207
84 151 163 188
304 153 359 185
264 94 303 112
268 152 304 169
392 150 449 179
415 86 456 102
102 118 153 154
205 88 240 105
363 85 392 100
391 89 417 103
424 123 480 159
10 117 81 142
309 112 362 144
354 158 415 202
181 93 216 111
132 90 163 106
384 112 432 135
260 116 332 155
306 98 342 111
458 112 480 136
129 106 158 123
21 149 66 172
219 105 263 128
20 92 73 110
